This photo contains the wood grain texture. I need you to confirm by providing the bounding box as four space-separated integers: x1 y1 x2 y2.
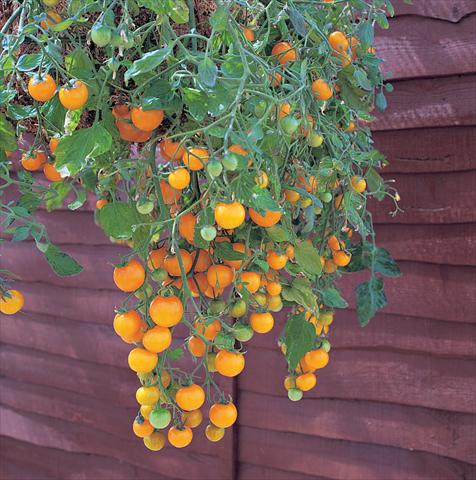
372 74 476 131
238 426 476 480
240 346 476 414
238 392 476 464
374 126 476 173
379 14 476 79
392 0 476 22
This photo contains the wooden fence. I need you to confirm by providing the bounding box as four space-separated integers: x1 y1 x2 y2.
1 1 475 478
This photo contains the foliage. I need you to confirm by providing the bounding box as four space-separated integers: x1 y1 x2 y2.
0 0 401 450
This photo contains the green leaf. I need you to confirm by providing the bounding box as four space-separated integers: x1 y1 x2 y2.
167 0 189 24
55 123 112 175
356 277 387 327
376 91 388 112
266 225 291 242
233 175 280 214
294 241 322 276
373 247 401 277
45 182 72 211
283 313 316 371
357 22 374 46
124 47 171 82
167 347 184 361
198 58 218 88
12 226 30 242
366 166 386 201
44 244 83 277
210 6 228 32
67 189 87 210
16 54 42 72
97 202 142 240
282 278 317 311
214 241 245 261
0 113 18 151
319 287 348 308
288 8 307 37
0 88 16 104
8 104 36 120
376 12 390 29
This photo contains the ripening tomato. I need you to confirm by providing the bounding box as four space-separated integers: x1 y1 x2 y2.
182 147 209 171
40 11 62 30
214 202 246 230
136 385 160 406
192 249 211 273
351 175 366 193
149 295 183 327
176 384 205 411
249 312 274 334
113 309 142 338
28 74 56 102
160 138 185 161
182 409 203 428
21 151 47 171
296 372 317 391
206 265 234 290
163 249 193 276
143 326 172 353
205 424 225 442
271 41 297 65
133 418 154 438
242 26 255 42
328 31 349 54
95 198 109 210
249 208 282 227
128 348 158 373
209 402 238 428
43 163 63 182
312 79 333 101
215 350 245 377
113 259 145 292
130 107 164 132
304 348 329 370
237 271 261 294
147 247 167 270
143 431 166 451
59 80 89 110
168 426 193 448
168 168 191 190
266 251 287 270
0 290 24 315
188 336 206 357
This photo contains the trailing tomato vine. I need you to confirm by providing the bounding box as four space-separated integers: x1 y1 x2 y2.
1 0 403 451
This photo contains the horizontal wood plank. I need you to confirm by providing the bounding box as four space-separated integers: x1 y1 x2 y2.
0 406 225 480
374 126 476 173
238 392 476 464
378 14 476 79
0 436 175 480
240 347 476 414
393 0 476 22
372 74 476 131
238 426 476 480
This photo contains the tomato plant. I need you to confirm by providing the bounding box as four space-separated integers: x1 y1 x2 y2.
0 0 402 451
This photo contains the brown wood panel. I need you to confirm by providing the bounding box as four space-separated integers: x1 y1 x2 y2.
240 347 476 414
393 0 476 22
0 344 135 408
374 126 476 174
250 309 476 359
0 406 226 480
0 437 174 480
339 261 476 324
0 377 221 459
239 463 330 480
374 223 476 266
238 426 476 480
372 169 476 225
238 392 476 464
378 14 476 79
372 74 476 131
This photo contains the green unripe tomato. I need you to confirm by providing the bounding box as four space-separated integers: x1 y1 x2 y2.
91 24 112 47
321 339 331 353
42 0 60 6
288 388 303 402
314 207 322 215
207 352 217 372
281 116 300 135
150 230 161 244
320 191 333 203
309 131 324 148
232 322 254 342
149 408 171 429
136 199 154 215
151 267 169 283
229 299 247 318
207 160 223 178
222 153 238 171
208 299 226 314
201 225 217 241
213 332 235 350
254 100 267 118
300 198 312 208
134 283 153 300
